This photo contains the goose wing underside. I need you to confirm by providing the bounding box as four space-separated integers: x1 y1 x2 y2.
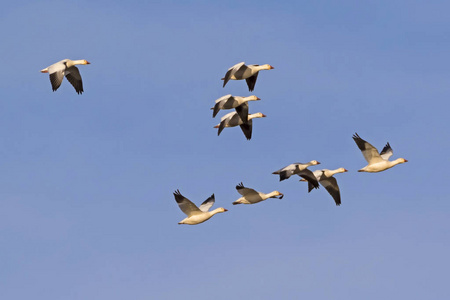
198 194 215 212
320 177 341 206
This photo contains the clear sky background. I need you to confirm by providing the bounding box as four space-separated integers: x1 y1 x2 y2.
1 1 449 299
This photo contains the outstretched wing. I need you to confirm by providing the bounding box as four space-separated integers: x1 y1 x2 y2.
298 169 320 189
199 194 215 212
173 190 202 217
213 95 233 117
320 177 341 206
306 170 323 192
222 62 245 87
49 71 65 92
236 182 258 196
352 133 383 164
65 66 84 94
380 142 393 161
239 119 253 140
245 72 259 92
235 103 249 123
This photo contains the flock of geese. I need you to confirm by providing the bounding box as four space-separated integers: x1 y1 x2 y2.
40 59 408 225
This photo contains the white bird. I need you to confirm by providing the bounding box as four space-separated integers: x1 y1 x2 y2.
212 94 261 122
173 190 228 225
214 111 266 140
40 59 90 94
232 182 283 205
300 168 348 206
353 133 408 173
222 62 274 91
272 161 321 188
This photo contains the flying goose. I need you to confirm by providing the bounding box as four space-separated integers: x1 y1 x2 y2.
173 190 228 225
40 59 90 94
214 111 266 140
232 182 283 205
272 161 321 188
300 168 348 206
212 94 261 122
352 133 408 172
222 62 274 92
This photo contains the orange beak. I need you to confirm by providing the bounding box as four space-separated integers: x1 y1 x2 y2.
224 209 228 212
214 125 219 128
269 65 274 69
262 114 267 117
85 61 91 64
256 97 261 100
344 169 348 172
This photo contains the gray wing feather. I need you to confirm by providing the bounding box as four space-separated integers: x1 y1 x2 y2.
245 73 258 92
235 103 249 123
173 190 202 217
49 71 64 91
298 169 320 189
236 182 258 196
239 119 253 140
352 133 383 164
65 66 84 94
320 177 341 206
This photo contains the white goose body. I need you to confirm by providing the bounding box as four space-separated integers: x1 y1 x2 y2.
301 168 348 206
212 95 261 122
352 133 407 173
232 182 283 205
173 190 227 225
214 112 266 140
222 62 274 91
178 208 228 225
40 59 90 94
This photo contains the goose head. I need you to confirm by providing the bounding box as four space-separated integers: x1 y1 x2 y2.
309 160 320 166
337 167 348 173
246 95 261 101
214 207 228 213
248 112 267 120
262 64 274 70
70 59 91 67
274 191 284 199
395 158 408 164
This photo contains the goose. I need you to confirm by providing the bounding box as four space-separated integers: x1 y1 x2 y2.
272 161 321 188
40 59 90 94
173 190 228 225
232 182 283 205
353 133 408 173
214 111 266 140
212 94 261 122
222 62 274 92
300 168 348 206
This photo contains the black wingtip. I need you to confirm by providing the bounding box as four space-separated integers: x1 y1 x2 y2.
236 182 244 189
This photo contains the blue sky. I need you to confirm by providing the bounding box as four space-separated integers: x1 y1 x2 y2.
1 1 449 299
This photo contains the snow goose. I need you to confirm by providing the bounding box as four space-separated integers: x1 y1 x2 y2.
41 59 90 94
232 182 283 205
300 168 348 206
222 62 274 92
212 94 261 122
272 161 321 188
214 111 266 140
173 190 228 225
353 133 408 173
